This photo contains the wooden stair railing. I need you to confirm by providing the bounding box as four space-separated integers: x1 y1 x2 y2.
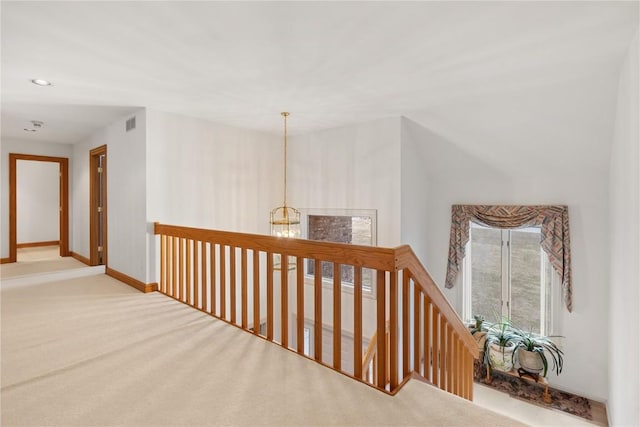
154 222 478 399
362 320 390 385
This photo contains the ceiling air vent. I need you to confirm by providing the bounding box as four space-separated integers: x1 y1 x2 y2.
125 116 136 132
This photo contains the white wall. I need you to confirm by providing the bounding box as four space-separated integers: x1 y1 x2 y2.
145 109 282 284
608 31 639 427
401 118 610 401
0 139 72 258
17 160 59 243
289 117 402 248
400 117 433 265
72 109 147 282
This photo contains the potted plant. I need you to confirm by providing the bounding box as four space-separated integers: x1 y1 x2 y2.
483 319 518 372
512 328 564 377
469 314 485 334
469 315 487 352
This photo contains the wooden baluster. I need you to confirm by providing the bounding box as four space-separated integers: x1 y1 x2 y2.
176 237 181 298
179 238 184 302
170 236 176 297
160 235 166 294
447 324 454 393
456 338 463 397
423 294 431 381
389 271 398 390
466 351 474 400
173 237 178 299
314 259 322 362
462 351 469 400
432 306 440 387
402 271 410 378
447 331 458 394
373 354 378 385
253 250 261 336
296 257 304 354
193 240 199 308
201 241 207 311
439 317 446 391
241 248 248 329
186 239 192 306
450 334 455 395
266 253 274 341
169 236 173 295
220 245 226 320
386 327 390 388
281 254 289 348
210 243 216 316
461 341 467 399
353 266 363 379
333 262 341 370
230 246 236 324
376 270 386 389
451 336 457 397
414 285 420 375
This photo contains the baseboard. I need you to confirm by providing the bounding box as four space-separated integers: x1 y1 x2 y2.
105 267 158 293
16 240 59 249
1 257 13 264
70 251 91 266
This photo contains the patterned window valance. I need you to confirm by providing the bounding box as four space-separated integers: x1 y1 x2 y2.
445 205 573 312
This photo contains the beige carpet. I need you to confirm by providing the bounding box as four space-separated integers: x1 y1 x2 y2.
1 246 86 279
1 274 525 427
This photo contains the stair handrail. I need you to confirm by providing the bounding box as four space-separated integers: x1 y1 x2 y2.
361 320 390 380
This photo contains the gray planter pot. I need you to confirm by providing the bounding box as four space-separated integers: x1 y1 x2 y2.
517 348 544 375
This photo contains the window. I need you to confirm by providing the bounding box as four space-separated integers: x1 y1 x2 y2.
462 222 556 335
302 209 376 292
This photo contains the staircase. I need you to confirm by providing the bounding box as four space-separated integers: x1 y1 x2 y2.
154 222 478 399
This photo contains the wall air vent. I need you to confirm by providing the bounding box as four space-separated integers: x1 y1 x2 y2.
125 116 136 132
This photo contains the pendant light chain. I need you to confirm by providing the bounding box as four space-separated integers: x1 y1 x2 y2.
282 112 289 209
270 111 300 240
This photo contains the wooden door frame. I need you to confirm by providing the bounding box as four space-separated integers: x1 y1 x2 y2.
89 145 107 266
8 153 69 263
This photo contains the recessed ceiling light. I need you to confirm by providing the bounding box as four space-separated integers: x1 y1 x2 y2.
31 79 52 86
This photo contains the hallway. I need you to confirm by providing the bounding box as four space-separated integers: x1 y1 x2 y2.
0 246 85 279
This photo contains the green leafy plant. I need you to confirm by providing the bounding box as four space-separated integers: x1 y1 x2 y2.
512 328 564 377
469 314 485 334
482 318 518 367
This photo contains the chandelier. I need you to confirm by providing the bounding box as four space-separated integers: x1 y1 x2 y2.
270 112 300 238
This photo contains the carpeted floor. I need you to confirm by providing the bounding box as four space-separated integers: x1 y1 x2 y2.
1 275 525 427
1 246 86 279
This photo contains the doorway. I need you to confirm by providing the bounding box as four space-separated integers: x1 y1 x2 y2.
7 154 69 263
89 145 107 266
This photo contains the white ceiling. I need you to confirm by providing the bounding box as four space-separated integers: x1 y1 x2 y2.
1 1 638 169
